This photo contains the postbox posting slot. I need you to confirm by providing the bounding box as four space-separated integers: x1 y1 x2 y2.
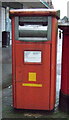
19 16 48 25
15 16 52 42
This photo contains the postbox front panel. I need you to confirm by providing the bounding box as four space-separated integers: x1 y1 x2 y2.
15 43 51 110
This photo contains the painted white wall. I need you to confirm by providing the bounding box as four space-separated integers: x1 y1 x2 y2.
1 7 5 32
0 7 5 47
67 1 69 20
52 0 68 19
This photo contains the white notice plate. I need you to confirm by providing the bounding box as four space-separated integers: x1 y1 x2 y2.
24 51 41 63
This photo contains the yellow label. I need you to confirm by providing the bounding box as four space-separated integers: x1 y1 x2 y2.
22 83 42 87
29 72 36 81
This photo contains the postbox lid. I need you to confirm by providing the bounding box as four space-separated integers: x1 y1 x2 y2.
58 23 69 31
9 9 60 19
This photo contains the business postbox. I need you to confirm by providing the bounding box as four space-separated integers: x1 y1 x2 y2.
10 9 59 110
59 23 69 112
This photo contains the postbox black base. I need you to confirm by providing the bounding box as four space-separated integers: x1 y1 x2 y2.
59 90 69 113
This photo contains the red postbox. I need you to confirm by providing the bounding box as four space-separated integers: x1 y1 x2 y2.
10 9 59 110
59 24 69 112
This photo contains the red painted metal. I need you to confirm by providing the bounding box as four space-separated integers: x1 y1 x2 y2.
59 26 69 95
10 9 58 110
15 43 51 109
58 25 69 112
